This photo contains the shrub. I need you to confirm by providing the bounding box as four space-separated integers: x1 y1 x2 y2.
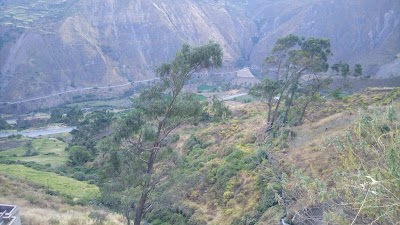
188 214 207 225
88 211 108 225
48 218 60 225
256 187 278 213
184 135 202 151
25 193 42 205
223 191 234 203
68 145 92 166
73 171 86 181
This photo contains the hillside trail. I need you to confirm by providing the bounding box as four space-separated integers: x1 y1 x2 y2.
288 112 358 151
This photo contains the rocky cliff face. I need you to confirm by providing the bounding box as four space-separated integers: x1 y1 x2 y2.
248 0 400 74
0 0 399 102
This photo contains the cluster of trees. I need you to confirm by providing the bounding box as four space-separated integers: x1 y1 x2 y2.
250 34 363 130
50 107 84 126
0 116 11 130
67 110 114 166
90 36 375 225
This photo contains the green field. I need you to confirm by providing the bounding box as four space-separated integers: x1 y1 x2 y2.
0 164 99 201
231 94 256 103
197 84 218 92
0 138 68 166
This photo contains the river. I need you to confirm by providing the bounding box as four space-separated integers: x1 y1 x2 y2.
0 127 76 138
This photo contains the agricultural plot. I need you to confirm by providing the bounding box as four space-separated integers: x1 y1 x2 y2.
0 164 99 201
0 138 68 167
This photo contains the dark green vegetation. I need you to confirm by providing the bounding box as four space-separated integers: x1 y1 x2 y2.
0 116 11 130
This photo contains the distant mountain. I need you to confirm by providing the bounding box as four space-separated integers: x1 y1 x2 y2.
0 0 399 102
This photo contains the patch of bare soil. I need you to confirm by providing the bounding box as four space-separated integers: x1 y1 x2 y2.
0 140 24 151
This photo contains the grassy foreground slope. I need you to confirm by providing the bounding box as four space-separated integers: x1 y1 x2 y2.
0 174 122 225
0 88 398 225
0 164 99 201
141 88 400 225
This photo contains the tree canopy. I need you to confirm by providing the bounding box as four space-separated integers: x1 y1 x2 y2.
252 34 362 130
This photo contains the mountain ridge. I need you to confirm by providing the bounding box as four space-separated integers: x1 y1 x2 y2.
0 0 399 102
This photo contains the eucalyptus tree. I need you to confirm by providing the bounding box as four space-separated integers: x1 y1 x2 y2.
99 42 223 225
252 34 335 129
249 78 282 131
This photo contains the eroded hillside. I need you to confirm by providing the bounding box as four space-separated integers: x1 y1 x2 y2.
0 0 399 103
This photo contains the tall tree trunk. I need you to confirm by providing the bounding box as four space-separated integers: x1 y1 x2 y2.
126 210 131 225
134 192 148 225
266 101 272 131
134 142 159 225
271 89 285 129
298 99 311 125
283 87 297 124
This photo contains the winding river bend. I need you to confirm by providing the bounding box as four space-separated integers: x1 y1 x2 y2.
0 127 76 138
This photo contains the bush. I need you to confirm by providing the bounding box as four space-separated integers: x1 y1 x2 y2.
88 211 108 225
48 218 60 225
184 135 202 151
223 191 234 203
256 187 278 213
73 171 86 181
188 214 207 225
25 193 42 205
68 145 92 166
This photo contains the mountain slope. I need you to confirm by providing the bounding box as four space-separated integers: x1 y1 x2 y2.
0 0 399 103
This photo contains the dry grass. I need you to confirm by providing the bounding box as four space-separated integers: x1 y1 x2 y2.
283 89 400 178
0 174 124 225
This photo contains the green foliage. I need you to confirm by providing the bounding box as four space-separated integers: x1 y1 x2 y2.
340 62 350 77
73 171 86 181
197 84 218 92
69 110 114 155
207 95 232 122
148 210 189 225
0 116 11 130
50 107 83 126
331 63 340 75
330 88 344 100
250 78 282 101
256 187 278 213
68 145 91 166
263 34 334 127
184 135 203 151
24 141 38 156
88 211 108 225
353 63 362 77
214 148 246 190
